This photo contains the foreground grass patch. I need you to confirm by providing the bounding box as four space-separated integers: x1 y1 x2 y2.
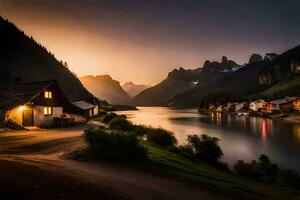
145 143 299 200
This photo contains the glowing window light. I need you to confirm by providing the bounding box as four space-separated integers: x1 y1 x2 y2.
44 107 53 115
44 91 52 99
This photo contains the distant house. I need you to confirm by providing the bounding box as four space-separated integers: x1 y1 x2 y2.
235 102 247 112
215 105 223 113
72 101 99 119
266 98 296 113
290 60 300 73
208 104 215 111
226 102 238 112
249 100 266 112
0 81 75 127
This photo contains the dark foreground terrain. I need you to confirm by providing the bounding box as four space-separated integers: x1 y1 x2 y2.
0 123 215 200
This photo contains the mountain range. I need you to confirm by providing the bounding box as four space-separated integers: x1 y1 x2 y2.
134 48 300 107
134 56 242 105
0 16 94 102
122 82 150 97
80 75 132 105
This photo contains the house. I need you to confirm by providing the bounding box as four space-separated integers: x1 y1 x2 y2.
266 98 296 113
235 102 247 112
208 104 215 111
293 98 300 111
72 101 99 119
226 102 238 112
249 100 266 112
0 81 75 127
215 105 223 113
290 60 300 73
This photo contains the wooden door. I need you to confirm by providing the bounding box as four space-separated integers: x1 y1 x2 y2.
22 110 34 126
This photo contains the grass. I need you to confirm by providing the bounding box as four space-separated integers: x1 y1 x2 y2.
258 75 300 98
143 143 300 200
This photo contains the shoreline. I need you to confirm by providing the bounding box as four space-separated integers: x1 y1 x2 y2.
282 113 300 124
198 109 300 124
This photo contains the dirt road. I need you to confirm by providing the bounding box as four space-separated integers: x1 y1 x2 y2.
0 123 216 200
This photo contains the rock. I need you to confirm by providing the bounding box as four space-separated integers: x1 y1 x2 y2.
249 54 263 64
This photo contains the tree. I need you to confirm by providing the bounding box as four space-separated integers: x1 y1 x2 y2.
186 134 223 163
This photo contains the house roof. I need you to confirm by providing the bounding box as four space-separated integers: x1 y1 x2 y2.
72 101 95 110
271 97 296 105
0 80 57 110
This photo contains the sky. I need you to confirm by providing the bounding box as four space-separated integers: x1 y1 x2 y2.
0 0 300 85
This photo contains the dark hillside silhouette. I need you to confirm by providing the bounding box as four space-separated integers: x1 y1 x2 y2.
0 16 94 102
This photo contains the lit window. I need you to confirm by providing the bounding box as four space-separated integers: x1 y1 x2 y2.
44 107 53 115
44 91 52 99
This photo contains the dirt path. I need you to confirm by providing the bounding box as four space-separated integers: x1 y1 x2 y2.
0 123 216 200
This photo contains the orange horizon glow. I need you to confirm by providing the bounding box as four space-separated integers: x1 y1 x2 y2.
0 1 298 85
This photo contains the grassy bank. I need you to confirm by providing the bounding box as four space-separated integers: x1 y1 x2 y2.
145 143 299 200
74 113 300 200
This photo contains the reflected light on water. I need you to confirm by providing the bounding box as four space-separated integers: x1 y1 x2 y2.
294 126 300 142
262 119 267 140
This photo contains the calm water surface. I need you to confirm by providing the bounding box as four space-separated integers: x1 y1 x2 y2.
117 107 300 172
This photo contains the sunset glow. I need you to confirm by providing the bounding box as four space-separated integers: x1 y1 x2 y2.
1 0 299 85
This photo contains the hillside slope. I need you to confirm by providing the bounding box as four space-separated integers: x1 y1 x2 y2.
80 75 132 105
257 75 300 99
0 17 94 102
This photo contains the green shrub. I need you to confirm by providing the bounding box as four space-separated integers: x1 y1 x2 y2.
109 118 134 131
178 145 195 159
146 128 177 147
185 134 223 163
102 113 118 123
84 128 148 161
233 154 300 189
131 125 149 137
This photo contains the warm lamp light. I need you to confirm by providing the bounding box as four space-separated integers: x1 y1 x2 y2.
19 106 25 111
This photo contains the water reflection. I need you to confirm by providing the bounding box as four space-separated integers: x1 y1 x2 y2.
117 107 300 172
262 119 266 140
294 126 300 142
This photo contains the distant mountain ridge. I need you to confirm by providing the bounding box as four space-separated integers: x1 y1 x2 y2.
122 82 150 97
0 16 94 102
134 56 241 106
133 67 201 106
170 45 300 107
134 47 300 107
80 75 132 105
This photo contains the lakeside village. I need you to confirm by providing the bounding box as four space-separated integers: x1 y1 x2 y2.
198 97 300 120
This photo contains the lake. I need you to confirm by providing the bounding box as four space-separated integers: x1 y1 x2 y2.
117 107 300 172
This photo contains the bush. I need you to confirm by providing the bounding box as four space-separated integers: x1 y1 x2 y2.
102 113 118 123
185 134 223 163
109 118 134 131
146 128 177 147
84 128 148 161
233 160 261 181
131 125 149 137
178 145 195 159
233 154 300 189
